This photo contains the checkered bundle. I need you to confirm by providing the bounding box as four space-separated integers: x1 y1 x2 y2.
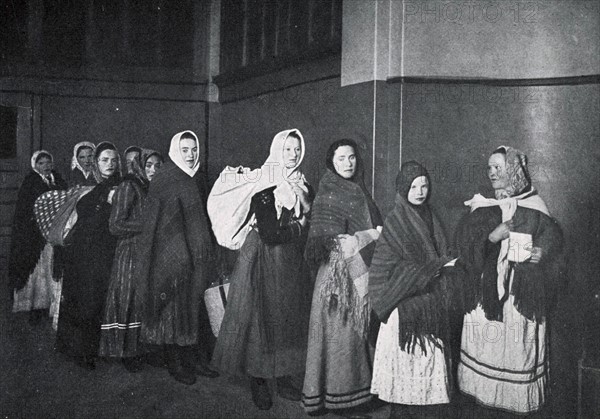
34 186 94 245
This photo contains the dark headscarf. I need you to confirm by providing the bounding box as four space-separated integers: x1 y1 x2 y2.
396 161 435 248
92 142 122 186
325 139 383 227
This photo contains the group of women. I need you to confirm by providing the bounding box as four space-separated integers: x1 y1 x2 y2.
8 127 565 418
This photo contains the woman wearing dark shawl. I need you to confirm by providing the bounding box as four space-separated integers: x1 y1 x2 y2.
99 149 163 372
209 129 313 410
455 146 565 413
9 150 67 324
68 141 97 187
55 142 121 370
135 131 216 386
369 162 455 417
302 139 383 416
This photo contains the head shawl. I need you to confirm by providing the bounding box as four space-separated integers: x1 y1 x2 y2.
71 141 96 176
141 149 163 170
169 130 201 177
123 145 142 175
491 146 531 199
31 150 54 185
92 141 122 184
140 148 164 182
324 139 383 227
207 129 306 249
396 161 431 200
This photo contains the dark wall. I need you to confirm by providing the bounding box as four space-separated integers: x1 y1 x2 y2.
40 96 206 178
400 81 600 415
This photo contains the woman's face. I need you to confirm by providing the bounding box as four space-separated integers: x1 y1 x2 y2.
407 175 429 205
144 155 162 181
77 147 94 172
35 157 53 176
488 153 509 191
97 149 119 178
180 138 198 168
332 145 356 179
282 136 302 169
125 150 140 174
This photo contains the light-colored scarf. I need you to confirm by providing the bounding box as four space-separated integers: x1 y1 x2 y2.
70 141 95 179
168 130 201 177
465 190 550 299
208 129 307 250
31 150 55 186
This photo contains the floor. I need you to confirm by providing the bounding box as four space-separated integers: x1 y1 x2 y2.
0 285 582 419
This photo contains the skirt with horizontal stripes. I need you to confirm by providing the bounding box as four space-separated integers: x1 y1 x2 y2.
99 238 141 358
458 295 547 414
302 261 374 413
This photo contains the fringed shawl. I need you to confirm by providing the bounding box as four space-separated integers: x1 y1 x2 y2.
369 194 453 353
306 169 377 265
306 169 379 338
454 201 566 323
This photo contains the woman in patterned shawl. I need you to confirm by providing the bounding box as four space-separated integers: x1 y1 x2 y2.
99 149 163 372
56 142 121 370
9 150 67 324
302 139 383 416
455 146 565 414
369 161 455 418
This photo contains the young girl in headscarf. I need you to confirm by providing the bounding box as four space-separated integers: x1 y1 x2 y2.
135 131 216 385
56 142 121 370
209 129 313 410
99 149 163 372
369 161 455 418
455 146 565 414
9 150 67 324
68 141 97 187
302 139 383 416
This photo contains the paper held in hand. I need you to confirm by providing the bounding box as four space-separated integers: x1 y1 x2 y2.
444 258 457 267
508 232 533 263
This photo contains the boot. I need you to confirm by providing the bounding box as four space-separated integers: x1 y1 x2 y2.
166 345 196 385
250 377 272 410
195 346 219 378
276 376 301 401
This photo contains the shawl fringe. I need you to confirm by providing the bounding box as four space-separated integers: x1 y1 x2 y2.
318 241 370 339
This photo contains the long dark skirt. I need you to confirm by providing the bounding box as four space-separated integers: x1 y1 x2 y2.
56 195 116 359
211 230 311 378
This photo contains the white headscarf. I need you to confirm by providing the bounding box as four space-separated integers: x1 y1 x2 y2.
31 150 54 185
71 141 96 179
168 130 201 177
208 128 307 249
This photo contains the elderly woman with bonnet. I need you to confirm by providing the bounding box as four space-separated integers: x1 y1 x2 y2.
9 150 67 324
454 146 565 414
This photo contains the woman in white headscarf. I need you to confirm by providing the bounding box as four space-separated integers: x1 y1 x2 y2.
68 141 97 187
135 131 217 386
209 129 313 410
9 150 67 324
